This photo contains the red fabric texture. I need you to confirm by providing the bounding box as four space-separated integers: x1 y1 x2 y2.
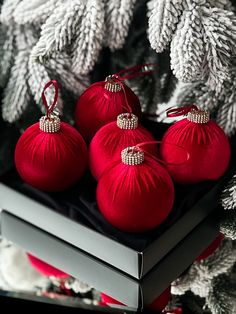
101 287 171 312
160 119 231 184
89 121 158 180
196 233 224 262
97 156 174 233
15 122 87 192
27 253 69 278
75 81 142 142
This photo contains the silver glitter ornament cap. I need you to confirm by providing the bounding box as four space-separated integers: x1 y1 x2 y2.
39 115 60 133
117 113 138 129
121 146 144 165
104 75 122 92
187 108 210 124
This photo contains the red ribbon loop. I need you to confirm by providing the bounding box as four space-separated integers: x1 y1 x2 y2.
115 63 157 80
135 140 190 166
105 63 157 115
166 105 198 117
41 80 59 119
111 77 132 115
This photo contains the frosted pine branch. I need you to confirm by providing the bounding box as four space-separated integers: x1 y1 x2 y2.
104 0 137 51
221 174 236 210
201 7 236 92
207 271 236 314
14 25 39 50
1 27 37 122
71 0 105 74
149 1 236 92
170 8 204 82
208 0 235 11
146 0 155 17
0 0 21 24
148 0 184 53
176 81 224 111
176 64 236 135
171 267 196 296
47 54 90 97
13 0 62 25
197 240 236 278
172 240 236 301
31 0 86 62
220 210 236 240
2 50 31 122
216 74 236 136
0 24 14 87
175 82 201 107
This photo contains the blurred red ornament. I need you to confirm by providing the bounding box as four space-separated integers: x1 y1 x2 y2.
89 113 157 180
160 106 231 184
97 144 174 233
100 293 124 306
15 81 87 192
101 286 171 312
196 233 224 262
27 253 69 278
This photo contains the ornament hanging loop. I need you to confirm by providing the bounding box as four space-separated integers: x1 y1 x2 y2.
104 63 157 115
40 80 60 133
116 63 157 80
166 105 198 117
134 141 190 166
41 80 59 120
166 105 210 124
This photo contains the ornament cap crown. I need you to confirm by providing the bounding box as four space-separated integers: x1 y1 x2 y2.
39 115 60 133
121 146 144 165
117 113 138 129
104 75 122 92
187 108 210 124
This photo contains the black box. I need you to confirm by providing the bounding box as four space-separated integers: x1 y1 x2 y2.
1 211 219 309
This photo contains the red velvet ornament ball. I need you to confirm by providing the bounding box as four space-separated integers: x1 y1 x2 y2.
196 233 224 262
101 286 171 312
89 113 158 180
27 254 69 278
15 81 87 192
97 145 174 233
160 106 231 185
75 78 142 142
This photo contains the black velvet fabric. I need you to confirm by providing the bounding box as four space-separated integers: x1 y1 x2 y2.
1 120 235 251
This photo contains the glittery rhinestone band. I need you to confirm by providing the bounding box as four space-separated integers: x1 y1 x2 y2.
187 109 210 124
117 113 138 129
39 115 60 133
121 146 144 165
104 75 122 92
